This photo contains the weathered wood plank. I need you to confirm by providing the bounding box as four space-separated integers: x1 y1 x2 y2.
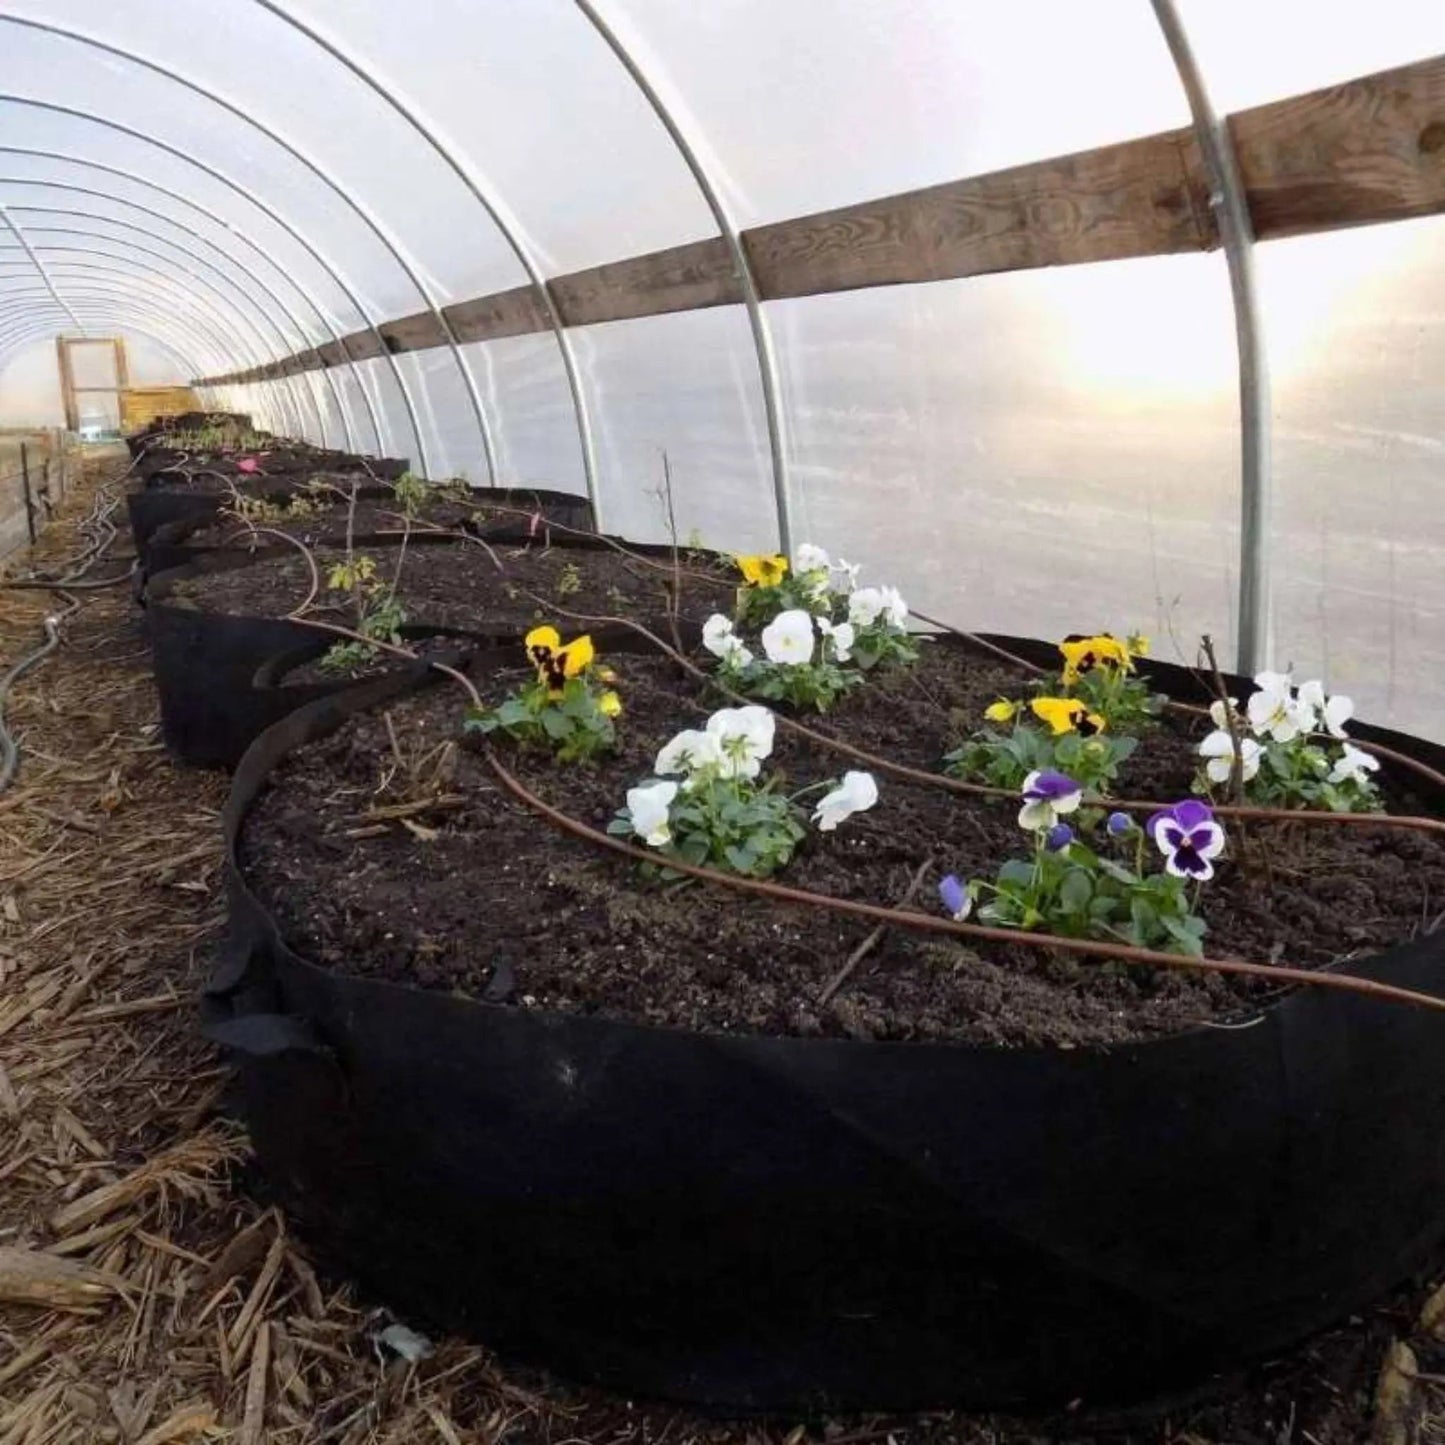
444 286 550 344
552 237 741 326
744 130 1213 299
193 51 1445 390
379 311 450 354
1234 53 1445 239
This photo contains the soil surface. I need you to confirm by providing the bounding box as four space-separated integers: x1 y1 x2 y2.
176 491 544 552
167 537 737 639
241 635 1445 1047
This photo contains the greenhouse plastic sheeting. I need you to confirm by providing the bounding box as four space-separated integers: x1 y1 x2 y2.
0 0 1441 736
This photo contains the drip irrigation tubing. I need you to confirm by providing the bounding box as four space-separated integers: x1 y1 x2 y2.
482 744 1445 1017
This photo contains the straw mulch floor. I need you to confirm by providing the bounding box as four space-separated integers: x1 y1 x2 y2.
1 453 1444 1445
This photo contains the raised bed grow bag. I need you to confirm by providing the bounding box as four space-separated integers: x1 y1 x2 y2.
206 638 1445 1414
140 484 596 578
143 533 720 768
126 458 410 564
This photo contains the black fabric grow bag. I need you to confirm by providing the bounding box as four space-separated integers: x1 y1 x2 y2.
207 637 1445 1413
140 484 596 578
143 533 719 768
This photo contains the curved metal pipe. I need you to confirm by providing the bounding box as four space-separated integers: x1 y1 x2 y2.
0 146 366 450
251 0 596 511
0 290 245 381
0 222 311 436
0 278 261 383
0 13 496 478
0 197 325 438
0 200 84 333
0 312 201 376
1150 0 1272 673
0 97 396 459
573 0 793 553
0 306 226 389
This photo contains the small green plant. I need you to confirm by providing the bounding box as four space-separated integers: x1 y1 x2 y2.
391 471 430 518
1058 632 1163 732
706 608 861 712
609 704 877 877
317 554 408 676
1195 675 1381 812
465 625 621 763
938 785 1221 957
945 696 1136 794
556 561 583 599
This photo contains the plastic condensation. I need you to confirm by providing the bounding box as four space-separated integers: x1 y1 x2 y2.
0 1 1440 734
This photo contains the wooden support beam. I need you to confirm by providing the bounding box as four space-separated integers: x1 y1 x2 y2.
194 51 1445 388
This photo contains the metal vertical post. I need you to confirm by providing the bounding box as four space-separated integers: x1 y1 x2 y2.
1150 0 1272 674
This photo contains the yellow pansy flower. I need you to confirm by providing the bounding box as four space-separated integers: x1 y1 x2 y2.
736 553 789 588
598 690 623 718
525 624 596 696
1031 696 1106 737
983 698 1018 723
1059 633 1133 685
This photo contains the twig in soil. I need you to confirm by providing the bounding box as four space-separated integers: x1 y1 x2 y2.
481 744 1445 1018
817 855 935 1006
1200 634 1244 804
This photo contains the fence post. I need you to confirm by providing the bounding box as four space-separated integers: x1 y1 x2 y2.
19 442 36 545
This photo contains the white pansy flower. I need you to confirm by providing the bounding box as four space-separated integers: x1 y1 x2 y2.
813 771 878 832
817 617 855 663
1246 671 1312 743
1209 698 1239 730
829 557 860 594
701 612 753 668
1297 679 1354 738
878 585 909 628
1328 742 1380 786
655 728 721 778
1198 729 1263 784
627 780 677 847
705 705 775 780
761 608 815 665
848 587 884 628
793 542 830 574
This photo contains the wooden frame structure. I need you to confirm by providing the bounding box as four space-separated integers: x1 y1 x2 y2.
55 334 128 432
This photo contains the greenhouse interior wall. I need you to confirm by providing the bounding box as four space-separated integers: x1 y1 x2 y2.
0 0 1440 739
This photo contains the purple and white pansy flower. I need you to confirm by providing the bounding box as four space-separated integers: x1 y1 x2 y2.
1018 770 1084 832
1147 800 1227 881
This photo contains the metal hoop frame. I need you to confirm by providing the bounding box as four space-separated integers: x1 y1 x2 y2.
572 0 793 554
0 147 364 451
0 196 326 437
0 213 318 437
0 96 402 459
250 0 594 512
0 13 500 481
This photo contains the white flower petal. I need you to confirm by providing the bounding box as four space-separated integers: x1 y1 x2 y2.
813 770 879 832
760 609 815 665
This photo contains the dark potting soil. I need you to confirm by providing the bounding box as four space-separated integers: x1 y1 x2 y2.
139 461 378 495
168 539 737 639
179 491 530 552
241 638 1445 1047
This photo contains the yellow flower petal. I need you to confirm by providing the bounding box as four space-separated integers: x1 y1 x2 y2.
983 699 1017 723
525 624 561 655
1058 633 1131 683
1031 696 1088 735
736 553 789 587
599 690 622 718
560 634 595 676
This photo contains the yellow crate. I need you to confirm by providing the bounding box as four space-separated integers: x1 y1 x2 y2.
119 386 201 432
